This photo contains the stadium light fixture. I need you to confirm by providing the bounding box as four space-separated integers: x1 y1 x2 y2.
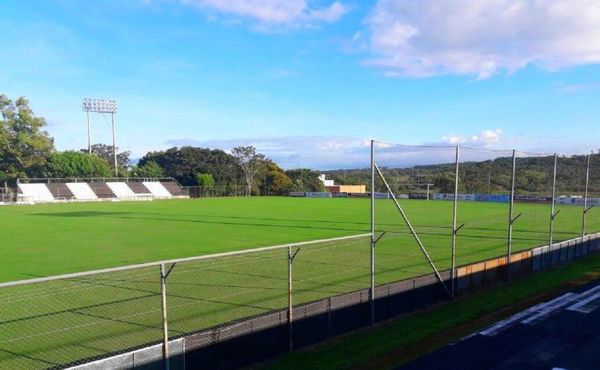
82 98 118 114
82 98 119 176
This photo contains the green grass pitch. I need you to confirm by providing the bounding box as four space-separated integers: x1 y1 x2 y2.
0 197 597 368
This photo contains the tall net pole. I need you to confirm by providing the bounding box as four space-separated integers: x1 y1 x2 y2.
549 154 558 250
582 153 591 238
370 139 375 325
506 149 517 282
111 112 118 177
86 111 92 154
160 264 170 370
287 246 293 351
451 145 460 297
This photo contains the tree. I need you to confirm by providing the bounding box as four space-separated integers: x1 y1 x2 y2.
285 169 325 192
0 95 54 179
231 146 266 196
196 173 215 187
139 147 242 186
130 160 164 178
83 144 131 174
434 174 455 193
43 151 111 178
261 162 292 195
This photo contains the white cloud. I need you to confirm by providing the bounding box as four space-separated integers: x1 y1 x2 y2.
441 134 466 145
365 0 600 78
164 133 506 169
181 0 349 29
471 129 503 146
559 81 600 93
165 136 371 169
162 130 599 169
442 129 503 147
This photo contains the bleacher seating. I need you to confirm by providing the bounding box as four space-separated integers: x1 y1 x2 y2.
160 181 187 197
106 182 137 199
17 184 55 203
88 182 116 199
143 182 172 198
66 183 98 201
127 182 151 194
46 183 74 200
15 179 187 204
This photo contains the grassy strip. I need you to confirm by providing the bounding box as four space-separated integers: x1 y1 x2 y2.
256 252 600 370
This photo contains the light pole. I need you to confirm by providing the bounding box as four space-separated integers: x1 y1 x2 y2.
82 98 119 176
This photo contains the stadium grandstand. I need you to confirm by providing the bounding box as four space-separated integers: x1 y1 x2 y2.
14 178 188 204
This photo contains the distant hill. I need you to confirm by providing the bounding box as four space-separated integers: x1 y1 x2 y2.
324 154 599 196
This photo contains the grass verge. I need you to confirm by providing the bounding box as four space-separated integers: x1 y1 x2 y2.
256 252 600 370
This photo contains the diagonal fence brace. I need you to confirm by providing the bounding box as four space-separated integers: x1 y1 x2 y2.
454 223 466 234
511 212 522 224
289 248 301 262
551 210 561 220
374 163 452 298
162 263 176 280
584 205 594 215
374 232 386 245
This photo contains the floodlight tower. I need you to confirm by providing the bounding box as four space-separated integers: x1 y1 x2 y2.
82 98 119 176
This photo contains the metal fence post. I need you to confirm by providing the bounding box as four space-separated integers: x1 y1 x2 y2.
287 246 293 352
370 139 376 325
160 264 170 370
451 145 460 297
582 153 591 238
549 154 558 252
507 149 517 282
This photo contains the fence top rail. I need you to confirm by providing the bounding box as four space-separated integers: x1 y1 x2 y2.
0 233 372 289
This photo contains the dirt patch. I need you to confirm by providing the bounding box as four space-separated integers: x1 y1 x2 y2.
351 272 600 370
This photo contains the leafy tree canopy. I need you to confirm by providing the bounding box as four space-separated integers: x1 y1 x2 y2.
43 151 111 178
196 173 216 187
139 146 242 186
0 95 54 179
260 161 292 195
130 160 165 178
286 169 325 192
82 144 131 174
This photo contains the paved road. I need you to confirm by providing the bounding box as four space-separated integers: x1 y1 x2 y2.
398 280 600 370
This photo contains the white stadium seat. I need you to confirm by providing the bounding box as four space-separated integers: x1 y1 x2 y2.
106 182 136 199
143 182 172 198
18 184 55 203
66 183 98 201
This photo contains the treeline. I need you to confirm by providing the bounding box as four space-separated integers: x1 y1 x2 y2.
4 94 597 196
138 147 325 194
326 154 600 195
1 94 324 195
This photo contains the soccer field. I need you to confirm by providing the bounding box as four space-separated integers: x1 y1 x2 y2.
1 197 596 282
0 197 598 368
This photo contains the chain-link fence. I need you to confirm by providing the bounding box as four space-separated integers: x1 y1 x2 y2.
183 185 246 198
371 140 599 295
0 234 371 369
0 266 163 369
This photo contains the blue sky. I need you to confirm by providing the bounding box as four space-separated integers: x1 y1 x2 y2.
1 0 600 169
